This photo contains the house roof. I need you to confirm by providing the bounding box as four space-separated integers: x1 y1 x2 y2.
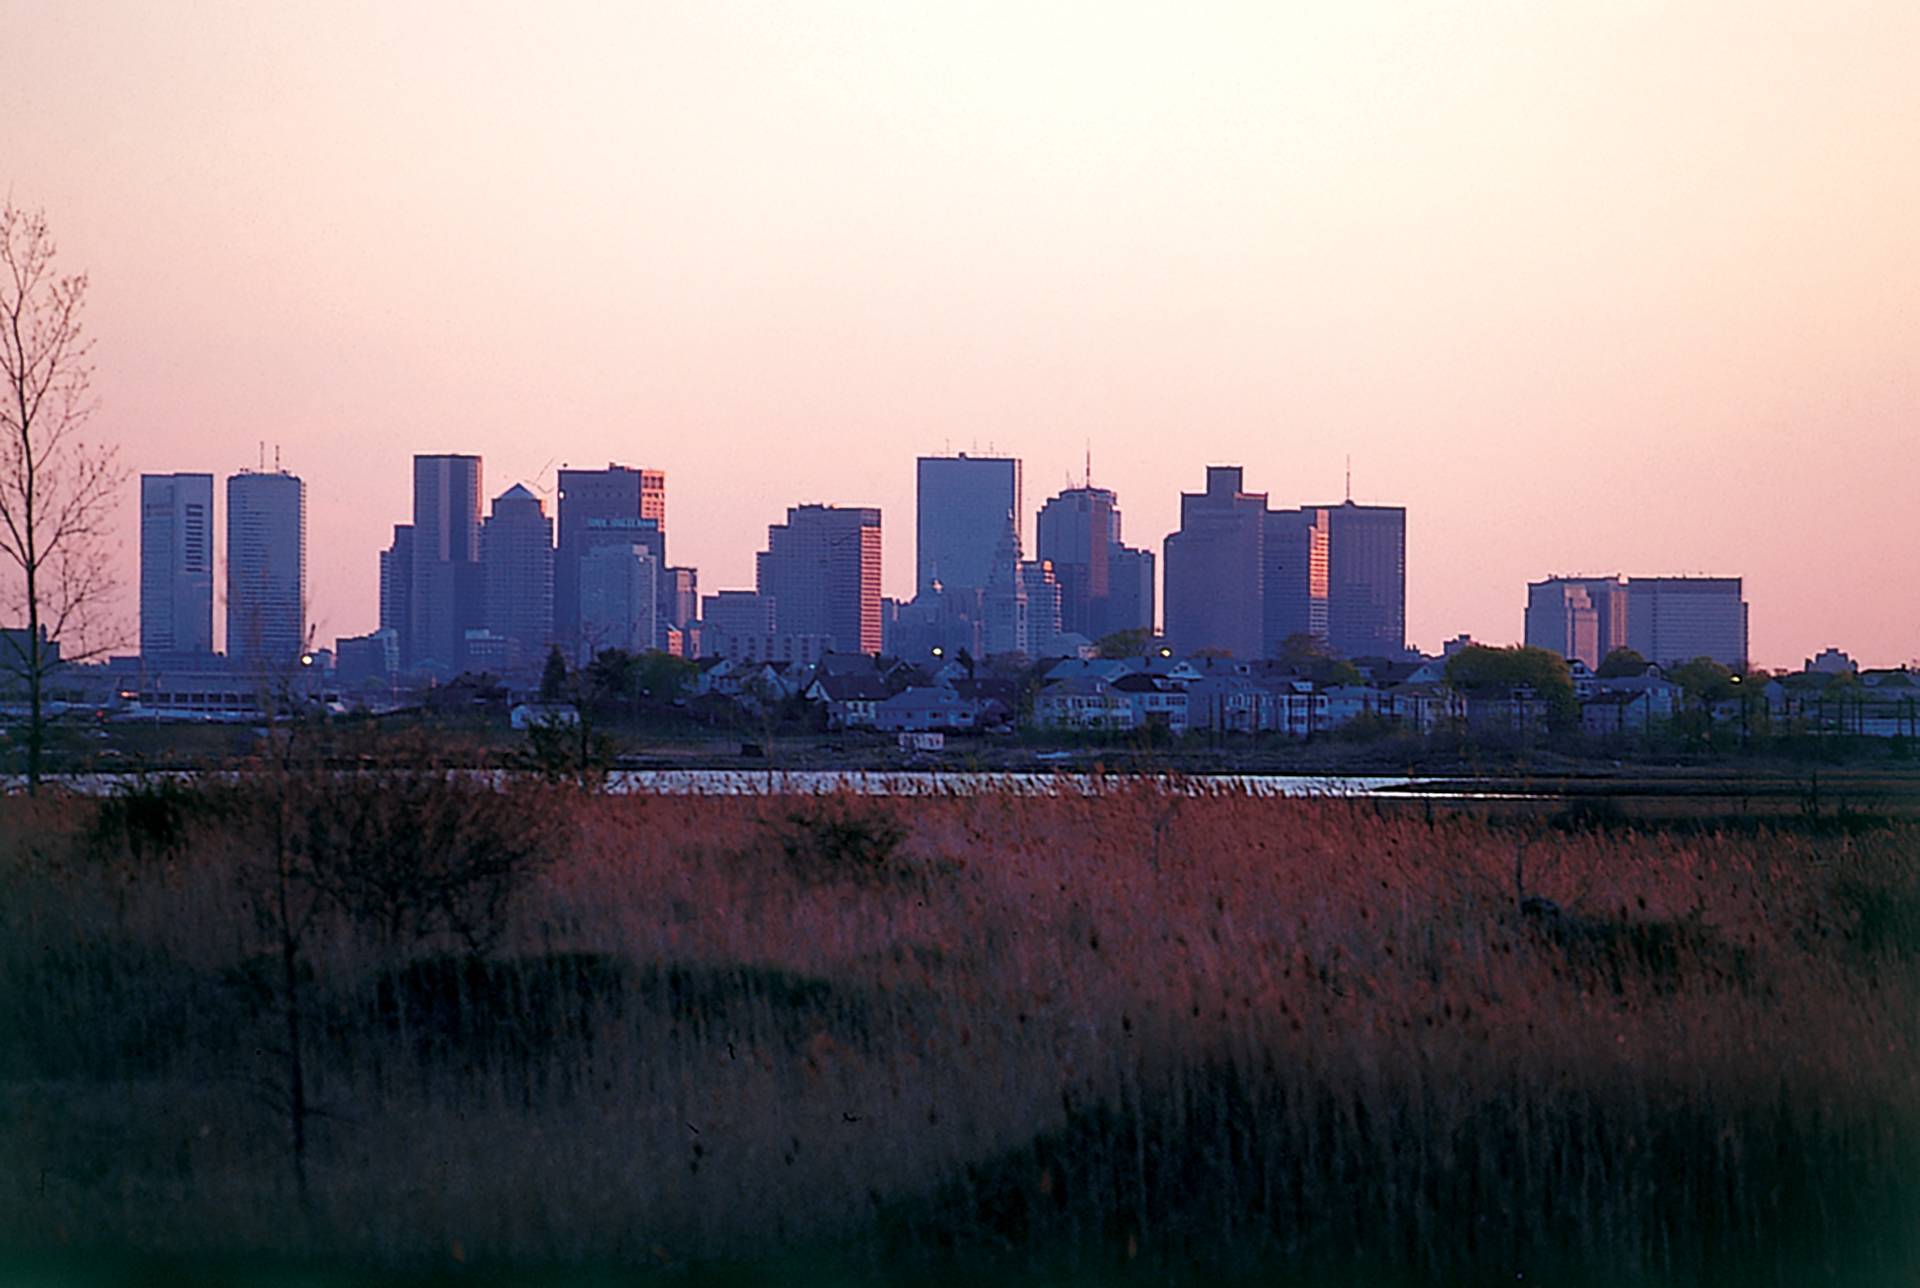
1111 673 1181 693
878 685 971 710
812 675 891 701
1041 675 1113 696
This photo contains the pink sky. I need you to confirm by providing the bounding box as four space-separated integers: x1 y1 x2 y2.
5 2 1916 666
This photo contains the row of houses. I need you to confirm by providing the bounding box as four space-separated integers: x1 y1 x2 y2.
691 648 1920 741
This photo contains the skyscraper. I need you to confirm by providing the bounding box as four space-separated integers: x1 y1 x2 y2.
756 504 882 654
1163 467 1267 658
1262 507 1329 654
1107 545 1156 637
1626 577 1748 668
480 483 554 672
1525 579 1601 668
556 464 666 641
410 454 483 675
1310 502 1406 659
701 590 776 639
139 473 214 657
916 454 1020 596
226 469 306 663
1035 486 1116 640
379 524 414 666
578 542 657 658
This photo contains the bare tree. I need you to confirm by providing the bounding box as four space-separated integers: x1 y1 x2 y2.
0 203 125 791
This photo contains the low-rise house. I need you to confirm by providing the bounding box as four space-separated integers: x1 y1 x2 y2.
1111 673 1189 734
1321 684 1389 729
874 685 981 733
1186 673 1261 734
1584 674 1682 732
1042 657 1135 685
1767 669 1920 737
1034 675 1132 731
511 701 580 730
805 674 891 729
1251 676 1325 737
1464 687 1553 736
1385 681 1462 734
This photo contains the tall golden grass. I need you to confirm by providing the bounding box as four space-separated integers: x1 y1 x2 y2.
2 778 1916 1283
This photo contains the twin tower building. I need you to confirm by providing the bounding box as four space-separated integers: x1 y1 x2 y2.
140 469 306 665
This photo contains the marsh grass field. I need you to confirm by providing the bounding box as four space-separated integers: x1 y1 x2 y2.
2 769 1917 1285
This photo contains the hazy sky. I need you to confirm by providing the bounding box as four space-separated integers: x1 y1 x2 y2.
5 1 1916 665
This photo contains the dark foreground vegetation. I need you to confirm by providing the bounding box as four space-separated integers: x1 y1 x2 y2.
3 763 1917 1285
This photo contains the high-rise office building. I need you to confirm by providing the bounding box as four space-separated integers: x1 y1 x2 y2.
756 504 882 654
1035 486 1117 640
578 542 657 658
701 590 776 639
1163 467 1267 658
985 517 1029 658
1107 545 1156 637
410 454 483 675
556 464 666 640
661 567 699 633
916 454 1020 596
480 484 554 672
1310 501 1406 659
1626 577 1748 668
1263 507 1330 654
139 473 215 657
1525 579 1601 668
379 524 414 666
1020 559 1063 657
226 470 306 663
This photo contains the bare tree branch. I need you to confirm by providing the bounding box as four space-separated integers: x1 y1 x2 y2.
0 201 125 791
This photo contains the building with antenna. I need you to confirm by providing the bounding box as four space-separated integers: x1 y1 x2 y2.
1035 483 1158 640
1308 501 1406 660
916 454 1020 597
227 467 306 664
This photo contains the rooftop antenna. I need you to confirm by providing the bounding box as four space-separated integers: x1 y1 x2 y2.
1085 441 1092 490
258 440 265 471
1345 454 1352 503
273 443 281 472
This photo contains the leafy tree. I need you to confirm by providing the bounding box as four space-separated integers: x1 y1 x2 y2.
538 645 569 701
1668 657 1737 705
1096 627 1153 658
585 647 638 710
1275 632 1361 685
1444 644 1578 730
633 649 698 703
0 203 126 792
1596 647 1651 679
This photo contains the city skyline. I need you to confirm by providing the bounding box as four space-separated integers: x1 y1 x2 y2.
7 5 1916 667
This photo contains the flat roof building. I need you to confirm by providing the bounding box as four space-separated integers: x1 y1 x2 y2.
410 454 483 676
139 473 215 657
917 455 1020 596
227 470 306 664
1164 467 1267 659
1627 576 1748 668
758 504 883 655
